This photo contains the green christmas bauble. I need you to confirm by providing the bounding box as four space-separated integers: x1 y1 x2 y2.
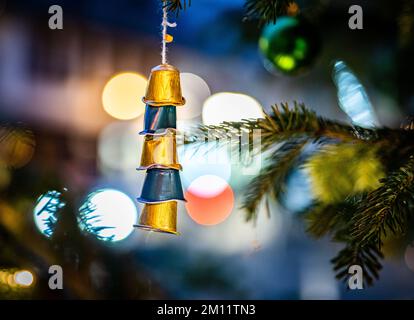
259 16 321 76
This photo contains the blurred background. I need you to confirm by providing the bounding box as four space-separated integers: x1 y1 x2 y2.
0 0 414 299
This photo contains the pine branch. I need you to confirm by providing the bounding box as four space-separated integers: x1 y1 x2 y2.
187 102 414 224
187 102 375 152
187 103 414 161
306 194 385 286
326 157 414 286
162 0 294 23
306 201 354 238
244 0 295 24
351 156 414 248
332 242 383 286
185 102 414 285
306 156 414 286
243 138 307 222
162 0 191 16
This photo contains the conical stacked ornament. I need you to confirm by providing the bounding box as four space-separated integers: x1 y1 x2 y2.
134 64 186 235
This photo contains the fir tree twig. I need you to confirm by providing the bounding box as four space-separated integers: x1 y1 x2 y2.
186 102 414 286
243 138 307 222
244 0 295 24
162 0 191 16
162 0 295 23
188 102 377 151
351 156 414 248
332 242 384 286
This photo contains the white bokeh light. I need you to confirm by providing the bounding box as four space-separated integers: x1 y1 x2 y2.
202 92 264 125
187 175 229 198
230 136 263 189
179 142 232 188
176 119 200 134
78 189 137 242
98 120 143 173
178 73 211 120
14 270 34 287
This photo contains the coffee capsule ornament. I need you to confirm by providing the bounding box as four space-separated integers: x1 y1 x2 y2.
139 105 177 135
137 169 186 204
134 201 178 235
143 64 186 107
139 130 182 171
135 5 185 236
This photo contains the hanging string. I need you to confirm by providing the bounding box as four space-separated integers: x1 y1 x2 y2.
161 6 168 64
161 4 177 65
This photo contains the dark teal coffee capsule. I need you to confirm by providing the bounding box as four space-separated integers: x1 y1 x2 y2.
137 168 185 203
139 105 177 135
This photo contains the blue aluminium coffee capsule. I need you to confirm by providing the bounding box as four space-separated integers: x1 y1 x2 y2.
137 168 186 203
139 105 177 135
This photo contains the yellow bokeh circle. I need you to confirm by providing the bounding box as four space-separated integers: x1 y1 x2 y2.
102 72 147 120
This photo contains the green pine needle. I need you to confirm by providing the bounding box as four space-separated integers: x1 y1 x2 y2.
243 138 307 222
186 102 414 286
332 243 383 286
188 102 373 152
351 156 414 248
244 0 295 24
162 1 294 23
162 0 191 16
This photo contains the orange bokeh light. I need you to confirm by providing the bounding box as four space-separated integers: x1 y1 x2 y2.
185 176 235 226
